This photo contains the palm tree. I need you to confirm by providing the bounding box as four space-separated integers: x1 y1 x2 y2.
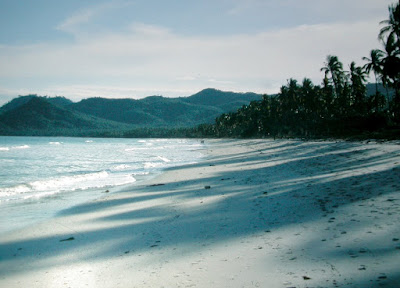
321 73 334 118
301 78 315 114
321 55 345 98
349 61 367 113
381 33 400 84
381 32 400 120
379 1 400 44
376 1 400 121
362 49 384 96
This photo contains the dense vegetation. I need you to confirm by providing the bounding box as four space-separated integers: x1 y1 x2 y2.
202 2 400 140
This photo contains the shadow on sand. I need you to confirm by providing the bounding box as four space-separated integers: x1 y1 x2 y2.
1 139 399 287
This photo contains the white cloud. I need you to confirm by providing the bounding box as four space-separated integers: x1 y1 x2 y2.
56 8 96 34
228 0 394 19
37 85 198 101
176 75 198 81
0 17 384 102
129 23 172 38
227 0 271 15
55 1 130 37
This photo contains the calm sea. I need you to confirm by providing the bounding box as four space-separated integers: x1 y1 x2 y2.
0 136 205 234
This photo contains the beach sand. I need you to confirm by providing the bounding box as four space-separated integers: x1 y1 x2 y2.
1 139 400 288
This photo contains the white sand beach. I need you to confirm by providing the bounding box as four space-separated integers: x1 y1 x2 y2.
1 139 400 288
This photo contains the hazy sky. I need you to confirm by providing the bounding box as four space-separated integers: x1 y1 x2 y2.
0 0 395 104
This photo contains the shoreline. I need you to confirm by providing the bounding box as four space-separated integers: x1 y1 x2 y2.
0 137 205 236
1 139 400 287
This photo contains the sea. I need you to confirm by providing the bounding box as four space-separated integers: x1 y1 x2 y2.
0 136 205 235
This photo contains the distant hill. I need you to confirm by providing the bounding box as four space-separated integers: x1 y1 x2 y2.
70 89 262 127
0 95 73 115
0 97 133 135
0 94 37 114
0 88 263 136
183 88 262 106
182 88 264 115
69 96 217 127
366 83 395 99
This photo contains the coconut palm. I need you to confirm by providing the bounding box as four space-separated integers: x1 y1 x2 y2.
379 2 400 93
379 1 400 44
381 33 400 84
349 61 367 113
363 49 384 95
320 55 345 98
381 32 400 120
301 78 315 113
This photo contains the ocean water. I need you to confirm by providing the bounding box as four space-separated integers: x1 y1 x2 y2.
0 136 205 234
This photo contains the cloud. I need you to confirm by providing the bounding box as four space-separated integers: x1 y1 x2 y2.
55 1 130 36
129 23 172 38
227 0 270 15
56 8 96 34
0 18 384 102
226 0 394 35
176 75 198 81
36 85 198 101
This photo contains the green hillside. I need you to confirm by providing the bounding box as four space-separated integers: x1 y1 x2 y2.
0 88 263 136
0 97 133 136
70 89 261 127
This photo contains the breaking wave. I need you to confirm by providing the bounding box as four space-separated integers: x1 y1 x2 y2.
0 171 136 202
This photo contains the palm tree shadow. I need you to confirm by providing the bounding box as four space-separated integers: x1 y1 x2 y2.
1 140 399 286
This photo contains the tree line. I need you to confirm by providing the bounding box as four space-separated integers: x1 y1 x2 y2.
200 1 400 139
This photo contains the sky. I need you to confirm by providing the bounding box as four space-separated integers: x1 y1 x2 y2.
0 0 396 104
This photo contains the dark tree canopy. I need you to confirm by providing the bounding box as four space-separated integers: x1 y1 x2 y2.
206 2 400 140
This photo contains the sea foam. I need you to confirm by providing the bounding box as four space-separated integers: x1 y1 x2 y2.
0 171 136 202
0 137 204 204
13 145 30 149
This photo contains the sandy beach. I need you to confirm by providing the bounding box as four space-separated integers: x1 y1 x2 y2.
1 139 400 288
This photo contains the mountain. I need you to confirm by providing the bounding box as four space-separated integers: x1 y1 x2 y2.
183 88 262 107
0 89 263 136
69 88 262 127
0 95 37 114
0 97 132 135
366 83 395 98
0 95 73 115
47 96 74 107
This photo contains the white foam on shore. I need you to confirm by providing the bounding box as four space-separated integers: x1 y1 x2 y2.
0 171 136 202
112 164 132 171
13 145 30 149
157 156 171 162
0 145 30 151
